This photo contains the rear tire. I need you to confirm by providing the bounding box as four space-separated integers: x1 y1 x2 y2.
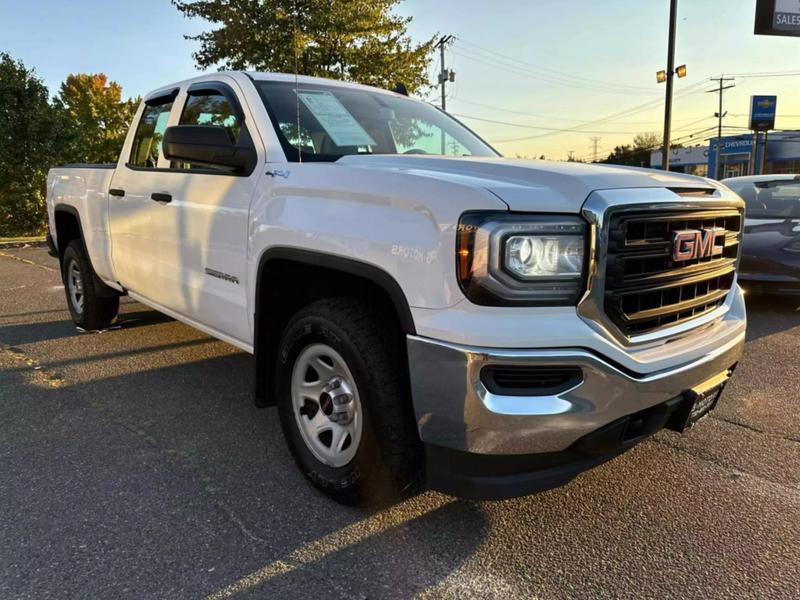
275 298 422 505
61 240 119 330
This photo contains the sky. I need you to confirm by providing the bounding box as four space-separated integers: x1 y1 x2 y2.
2 0 799 160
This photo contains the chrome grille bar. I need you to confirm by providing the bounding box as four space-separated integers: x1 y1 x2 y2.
604 209 741 335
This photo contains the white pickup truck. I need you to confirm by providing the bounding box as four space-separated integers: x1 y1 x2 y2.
46 72 746 504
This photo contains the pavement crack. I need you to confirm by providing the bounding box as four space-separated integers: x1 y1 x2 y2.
711 414 800 445
651 436 799 493
77 404 272 547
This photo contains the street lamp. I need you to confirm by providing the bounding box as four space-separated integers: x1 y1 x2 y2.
657 65 686 84
656 61 688 168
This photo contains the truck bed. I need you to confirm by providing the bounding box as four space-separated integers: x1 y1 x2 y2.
46 164 117 285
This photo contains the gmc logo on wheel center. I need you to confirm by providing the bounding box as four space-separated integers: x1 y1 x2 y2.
672 228 725 262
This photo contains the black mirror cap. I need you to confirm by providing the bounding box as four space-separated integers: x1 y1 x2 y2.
162 125 256 174
392 82 409 96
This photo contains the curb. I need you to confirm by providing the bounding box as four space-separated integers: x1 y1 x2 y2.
0 239 47 249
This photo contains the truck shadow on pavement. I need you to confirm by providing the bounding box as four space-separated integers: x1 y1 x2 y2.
0 318 487 598
0 308 174 347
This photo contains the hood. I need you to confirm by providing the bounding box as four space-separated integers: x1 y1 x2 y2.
336 155 717 212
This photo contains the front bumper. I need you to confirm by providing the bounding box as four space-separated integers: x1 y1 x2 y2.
407 330 745 499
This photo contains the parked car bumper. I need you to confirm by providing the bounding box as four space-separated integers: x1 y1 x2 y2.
407 328 745 500
739 265 800 295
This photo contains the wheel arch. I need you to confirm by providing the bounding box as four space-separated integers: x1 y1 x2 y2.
253 247 416 407
53 204 85 260
53 204 119 298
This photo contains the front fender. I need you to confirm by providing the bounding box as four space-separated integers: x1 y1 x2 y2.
246 163 508 314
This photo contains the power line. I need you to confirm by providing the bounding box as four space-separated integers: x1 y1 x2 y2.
451 48 656 97
729 113 800 118
671 124 746 145
451 98 713 126
673 115 715 131
457 38 656 93
453 113 668 134
489 82 708 143
727 69 800 77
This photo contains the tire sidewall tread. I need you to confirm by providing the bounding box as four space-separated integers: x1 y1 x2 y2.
61 240 119 331
275 297 420 505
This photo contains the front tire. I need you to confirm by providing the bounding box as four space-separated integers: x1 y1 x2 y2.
61 240 119 330
275 298 421 505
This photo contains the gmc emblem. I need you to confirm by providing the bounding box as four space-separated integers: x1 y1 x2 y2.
672 228 725 262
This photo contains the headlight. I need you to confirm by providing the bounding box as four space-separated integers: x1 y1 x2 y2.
457 212 588 306
505 234 584 279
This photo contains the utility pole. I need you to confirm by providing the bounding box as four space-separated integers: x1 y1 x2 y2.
661 0 678 171
435 35 455 112
589 137 602 162
706 76 735 179
435 35 455 155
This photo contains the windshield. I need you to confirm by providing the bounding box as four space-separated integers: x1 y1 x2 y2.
256 80 498 162
729 178 800 219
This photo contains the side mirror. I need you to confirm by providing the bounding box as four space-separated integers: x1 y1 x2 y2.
162 125 256 173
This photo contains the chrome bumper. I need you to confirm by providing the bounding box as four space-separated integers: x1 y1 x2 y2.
406 331 745 455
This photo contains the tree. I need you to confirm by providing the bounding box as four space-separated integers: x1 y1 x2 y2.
56 74 139 164
172 0 436 94
0 53 66 236
601 132 667 167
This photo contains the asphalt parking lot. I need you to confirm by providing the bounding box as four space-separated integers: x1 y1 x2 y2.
1 246 799 599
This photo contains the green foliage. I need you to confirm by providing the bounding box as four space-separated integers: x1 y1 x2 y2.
0 57 139 237
55 74 140 164
601 132 666 167
172 0 435 94
0 53 66 236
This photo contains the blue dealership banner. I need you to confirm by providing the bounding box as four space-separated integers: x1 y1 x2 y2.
749 95 777 131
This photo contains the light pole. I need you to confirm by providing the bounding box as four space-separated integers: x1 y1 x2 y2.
659 0 680 171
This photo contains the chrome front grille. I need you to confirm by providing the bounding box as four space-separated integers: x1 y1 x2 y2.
604 209 742 335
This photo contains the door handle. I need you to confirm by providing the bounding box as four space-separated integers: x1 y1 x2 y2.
151 192 172 203
109 188 125 197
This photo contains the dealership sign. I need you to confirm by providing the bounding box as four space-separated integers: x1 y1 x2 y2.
755 0 800 36
750 95 778 130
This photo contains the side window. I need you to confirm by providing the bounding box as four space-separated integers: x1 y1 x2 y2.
179 91 241 142
172 90 242 170
129 98 174 168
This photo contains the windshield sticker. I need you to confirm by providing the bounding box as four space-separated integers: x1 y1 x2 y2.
297 90 376 147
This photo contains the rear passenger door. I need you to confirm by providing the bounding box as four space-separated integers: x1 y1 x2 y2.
150 80 264 346
108 91 178 297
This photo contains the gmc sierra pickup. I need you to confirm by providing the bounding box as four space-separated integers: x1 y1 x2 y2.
46 72 747 504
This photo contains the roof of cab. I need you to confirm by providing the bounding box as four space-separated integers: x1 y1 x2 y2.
144 71 407 102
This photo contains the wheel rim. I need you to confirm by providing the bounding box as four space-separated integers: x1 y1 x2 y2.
291 343 363 468
66 259 84 313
